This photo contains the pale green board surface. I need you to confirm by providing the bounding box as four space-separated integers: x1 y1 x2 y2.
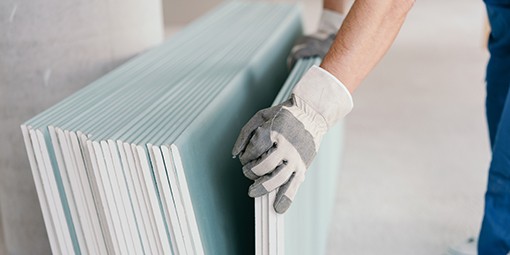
23 2 305 254
172 14 303 254
284 124 343 255
23 2 342 254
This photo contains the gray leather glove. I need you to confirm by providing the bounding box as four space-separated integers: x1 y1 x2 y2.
287 9 345 68
232 66 353 213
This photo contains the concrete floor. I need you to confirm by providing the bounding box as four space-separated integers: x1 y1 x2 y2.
327 0 490 254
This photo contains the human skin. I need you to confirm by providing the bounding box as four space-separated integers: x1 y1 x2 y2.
321 0 415 92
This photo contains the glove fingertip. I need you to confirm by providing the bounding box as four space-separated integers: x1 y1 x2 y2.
232 120 262 157
232 137 245 156
242 166 259 180
248 184 268 198
274 195 292 214
231 148 241 158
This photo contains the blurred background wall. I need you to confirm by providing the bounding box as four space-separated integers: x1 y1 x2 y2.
0 0 164 254
162 0 322 36
163 0 223 27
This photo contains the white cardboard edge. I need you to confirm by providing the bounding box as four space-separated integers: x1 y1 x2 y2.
135 145 173 255
83 137 118 255
262 194 268 255
255 196 262 255
71 132 107 254
53 127 89 254
21 125 62 255
107 140 144 255
122 142 158 254
33 129 74 254
91 141 127 254
151 145 186 254
161 145 195 253
117 140 152 255
169 144 205 255
100 141 136 255
130 143 164 254
73 132 108 255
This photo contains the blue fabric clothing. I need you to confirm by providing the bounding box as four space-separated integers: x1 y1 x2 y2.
479 2 510 254
484 0 510 7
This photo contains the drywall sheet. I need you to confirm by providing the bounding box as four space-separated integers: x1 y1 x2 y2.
256 57 344 255
20 2 303 254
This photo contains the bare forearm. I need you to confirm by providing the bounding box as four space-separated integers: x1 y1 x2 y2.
320 0 414 92
324 0 351 15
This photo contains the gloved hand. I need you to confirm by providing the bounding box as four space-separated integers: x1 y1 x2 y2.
232 65 353 213
287 9 345 68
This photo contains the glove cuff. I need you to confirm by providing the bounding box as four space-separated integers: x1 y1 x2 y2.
318 9 345 35
291 65 353 128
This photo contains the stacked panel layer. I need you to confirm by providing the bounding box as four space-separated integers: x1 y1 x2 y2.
256 58 344 255
21 2 302 254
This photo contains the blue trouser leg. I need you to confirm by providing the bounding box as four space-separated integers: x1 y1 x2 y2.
479 2 510 255
480 86 510 255
484 2 510 148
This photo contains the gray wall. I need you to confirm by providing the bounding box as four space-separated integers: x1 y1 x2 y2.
0 0 164 254
163 0 223 26
162 0 324 35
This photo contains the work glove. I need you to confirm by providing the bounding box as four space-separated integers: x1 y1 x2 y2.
232 65 353 213
287 9 345 68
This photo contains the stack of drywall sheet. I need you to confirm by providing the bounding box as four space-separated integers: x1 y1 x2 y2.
256 57 344 255
20 2 302 254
